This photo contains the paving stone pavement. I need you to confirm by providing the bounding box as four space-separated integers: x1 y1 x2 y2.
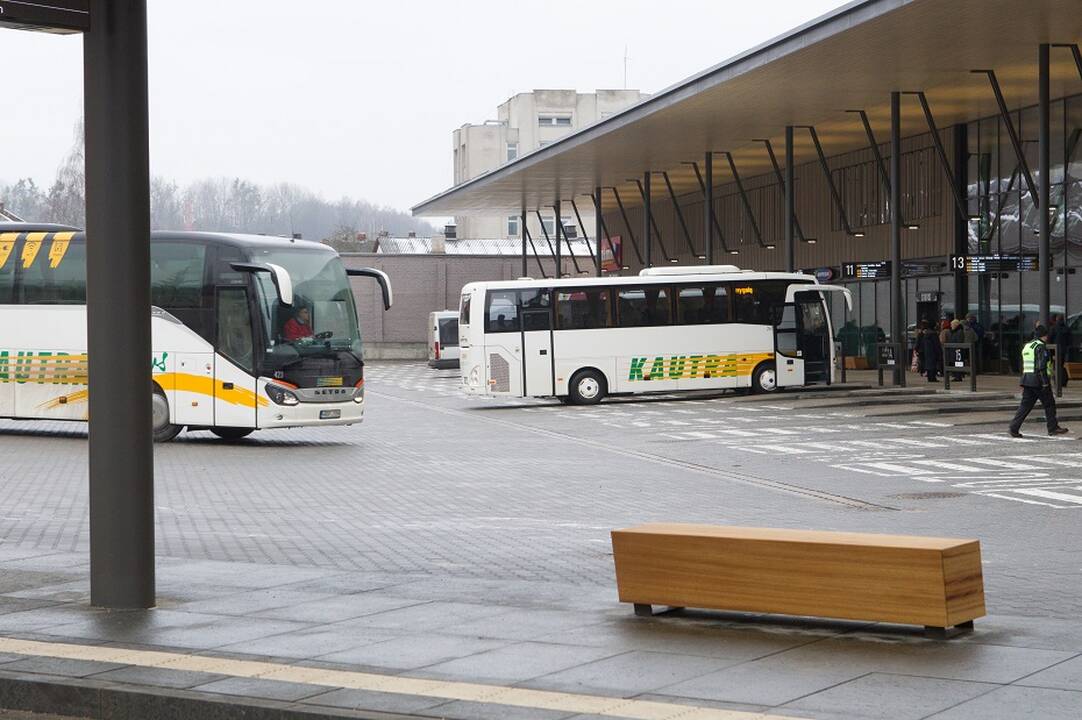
0 361 1080 719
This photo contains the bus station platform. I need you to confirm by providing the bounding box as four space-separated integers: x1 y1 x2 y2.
0 361 1081 720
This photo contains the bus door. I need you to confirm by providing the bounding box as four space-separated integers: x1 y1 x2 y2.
482 289 524 397
778 285 852 386
520 288 553 397
213 285 258 428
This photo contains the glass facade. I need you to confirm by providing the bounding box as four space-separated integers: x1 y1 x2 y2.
832 90 1082 372
968 92 1082 370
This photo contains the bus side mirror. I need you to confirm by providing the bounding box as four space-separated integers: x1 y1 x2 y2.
230 262 294 306
346 267 393 311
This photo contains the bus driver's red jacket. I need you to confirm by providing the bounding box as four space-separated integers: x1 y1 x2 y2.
283 318 312 341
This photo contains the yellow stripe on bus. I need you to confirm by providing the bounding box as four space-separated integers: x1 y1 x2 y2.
0 234 16 269
21 232 47 268
157 372 269 409
48 233 74 268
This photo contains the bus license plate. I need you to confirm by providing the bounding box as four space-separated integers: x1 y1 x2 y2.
320 409 341 420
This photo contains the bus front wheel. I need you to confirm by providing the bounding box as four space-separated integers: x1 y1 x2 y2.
152 389 182 443
211 427 254 441
751 363 778 394
568 369 607 405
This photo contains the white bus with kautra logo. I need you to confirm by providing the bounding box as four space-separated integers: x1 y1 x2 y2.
0 226 391 441
458 265 851 404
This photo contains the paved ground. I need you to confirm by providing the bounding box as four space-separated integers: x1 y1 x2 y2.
0 362 1080 719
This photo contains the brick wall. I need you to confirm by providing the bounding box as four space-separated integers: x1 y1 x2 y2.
342 253 571 357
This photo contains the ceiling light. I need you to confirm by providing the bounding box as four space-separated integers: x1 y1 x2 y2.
805 238 818 244
669 258 680 263
906 224 920 231
765 245 776 250
852 232 866 238
729 250 740 255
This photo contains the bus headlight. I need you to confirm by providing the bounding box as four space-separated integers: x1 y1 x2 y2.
266 383 300 406
352 379 365 403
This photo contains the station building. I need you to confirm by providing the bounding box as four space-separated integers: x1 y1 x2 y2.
414 0 1082 374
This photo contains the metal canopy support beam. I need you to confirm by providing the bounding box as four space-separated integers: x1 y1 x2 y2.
568 197 598 271
608 187 644 266
972 69 1039 208
755 138 807 245
85 0 155 609
634 176 672 263
661 172 699 259
641 173 652 266
1051 43 1082 80
534 209 558 265
520 208 527 278
890 91 905 388
591 190 603 276
799 125 861 237
906 92 970 222
554 197 564 276
848 109 891 194
784 128 795 272
687 160 736 256
523 225 548 278
590 191 619 271
703 152 714 263
1039 43 1051 324
723 152 769 249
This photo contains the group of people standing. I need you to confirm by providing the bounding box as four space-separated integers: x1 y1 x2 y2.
914 314 983 383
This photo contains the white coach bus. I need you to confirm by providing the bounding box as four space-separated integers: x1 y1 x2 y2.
0 227 391 441
458 265 851 404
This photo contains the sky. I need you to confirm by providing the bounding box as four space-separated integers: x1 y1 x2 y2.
1 0 847 216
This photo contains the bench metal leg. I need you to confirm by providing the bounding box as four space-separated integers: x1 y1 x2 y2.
924 621 975 640
633 603 684 617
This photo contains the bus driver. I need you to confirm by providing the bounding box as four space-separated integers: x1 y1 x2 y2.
283 306 315 341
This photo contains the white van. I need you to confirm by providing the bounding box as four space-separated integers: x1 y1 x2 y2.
428 310 460 368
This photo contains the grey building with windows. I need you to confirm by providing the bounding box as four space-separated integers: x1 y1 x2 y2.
451 89 647 243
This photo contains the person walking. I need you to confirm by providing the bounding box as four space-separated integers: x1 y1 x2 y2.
1009 325 1069 438
918 321 942 382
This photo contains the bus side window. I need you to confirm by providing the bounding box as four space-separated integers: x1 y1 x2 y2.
520 288 551 331
216 287 255 372
617 286 671 327
556 288 611 329
485 290 520 333
677 284 729 325
460 294 471 326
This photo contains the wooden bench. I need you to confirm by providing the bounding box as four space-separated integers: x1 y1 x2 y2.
611 524 985 638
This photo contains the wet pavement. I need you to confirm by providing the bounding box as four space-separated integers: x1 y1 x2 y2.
0 361 1080 719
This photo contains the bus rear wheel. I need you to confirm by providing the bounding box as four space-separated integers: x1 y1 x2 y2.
569 369 607 405
152 390 182 443
751 362 778 394
211 427 254 441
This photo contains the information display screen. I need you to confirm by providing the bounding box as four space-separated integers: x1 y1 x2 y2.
950 255 1039 273
841 261 891 280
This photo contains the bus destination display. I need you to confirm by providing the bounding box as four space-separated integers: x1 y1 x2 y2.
950 255 1039 273
841 261 891 280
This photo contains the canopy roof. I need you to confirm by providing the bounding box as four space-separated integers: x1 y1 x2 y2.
413 0 1082 217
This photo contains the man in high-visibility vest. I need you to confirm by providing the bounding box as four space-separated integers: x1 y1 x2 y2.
1009 325 1068 438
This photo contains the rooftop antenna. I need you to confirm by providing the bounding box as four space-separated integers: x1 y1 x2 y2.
623 45 629 89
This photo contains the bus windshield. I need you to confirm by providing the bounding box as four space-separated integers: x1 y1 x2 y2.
250 248 362 359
